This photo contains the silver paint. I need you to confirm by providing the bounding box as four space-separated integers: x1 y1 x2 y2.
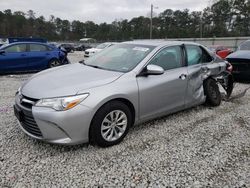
15 41 229 145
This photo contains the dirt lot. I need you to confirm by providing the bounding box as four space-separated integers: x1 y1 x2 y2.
0 53 249 187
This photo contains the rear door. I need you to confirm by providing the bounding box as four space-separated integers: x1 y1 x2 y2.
137 45 188 121
27 44 53 70
0 44 28 72
184 45 215 107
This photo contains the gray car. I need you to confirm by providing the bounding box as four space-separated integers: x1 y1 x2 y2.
14 41 233 147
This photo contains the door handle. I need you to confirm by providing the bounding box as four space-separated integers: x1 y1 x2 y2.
179 74 187 80
45 53 50 55
21 54 26 57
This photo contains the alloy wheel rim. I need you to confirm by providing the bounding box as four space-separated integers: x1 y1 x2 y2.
101 110 128 142
50 60 60 67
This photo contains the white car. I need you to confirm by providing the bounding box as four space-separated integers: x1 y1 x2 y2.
84 42 118 57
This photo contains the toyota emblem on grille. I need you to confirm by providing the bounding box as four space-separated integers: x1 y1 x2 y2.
20 96 23 103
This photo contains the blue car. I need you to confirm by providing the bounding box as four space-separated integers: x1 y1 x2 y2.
0 42 69 74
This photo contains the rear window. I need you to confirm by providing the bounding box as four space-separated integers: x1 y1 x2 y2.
186 45 213 65
30 44 48 52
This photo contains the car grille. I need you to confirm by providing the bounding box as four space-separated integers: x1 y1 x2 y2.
16 95 42 137
20 95 39 109
21 113 42 137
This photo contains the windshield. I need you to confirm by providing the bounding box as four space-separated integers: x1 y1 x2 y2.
238 41 250 50
96 43 110 49
84 43 155 72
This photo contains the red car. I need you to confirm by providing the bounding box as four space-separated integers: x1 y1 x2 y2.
209 45 233 59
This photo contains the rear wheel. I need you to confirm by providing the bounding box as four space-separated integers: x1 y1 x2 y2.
48 59 61 68
90 101 132 147
204 78 221 106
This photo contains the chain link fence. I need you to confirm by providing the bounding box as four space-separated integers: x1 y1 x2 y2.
165 37 250 50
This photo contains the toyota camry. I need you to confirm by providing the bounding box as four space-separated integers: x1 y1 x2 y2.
14 41 233 147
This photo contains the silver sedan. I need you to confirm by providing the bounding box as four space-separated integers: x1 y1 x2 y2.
14 41 233 147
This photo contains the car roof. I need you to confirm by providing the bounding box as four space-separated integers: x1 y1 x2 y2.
0 42 57 50
5 42 50 46
123 40 199 47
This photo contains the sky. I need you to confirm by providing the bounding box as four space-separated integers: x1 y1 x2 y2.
0 0 210 23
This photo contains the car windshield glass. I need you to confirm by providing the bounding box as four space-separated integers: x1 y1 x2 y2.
239 41 250 50
84 43 155 72
96 43 109 49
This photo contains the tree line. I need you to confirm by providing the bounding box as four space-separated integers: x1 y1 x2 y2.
0 0 249 41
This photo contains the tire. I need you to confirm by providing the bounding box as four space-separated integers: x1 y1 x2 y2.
48 59 61 68
204 78 221 106
62 58 70 65
90 101 132 147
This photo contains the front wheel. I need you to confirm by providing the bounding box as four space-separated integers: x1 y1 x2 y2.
48 59 61 68
204 78 221 106
90 101 132 147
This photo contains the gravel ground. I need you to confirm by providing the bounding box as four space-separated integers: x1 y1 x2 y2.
0 53 250 187
67 51 85 63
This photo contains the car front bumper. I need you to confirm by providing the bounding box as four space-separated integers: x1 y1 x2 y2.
14 94 94 145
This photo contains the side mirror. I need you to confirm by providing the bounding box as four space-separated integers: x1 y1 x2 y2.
0 50 5 55
138 64 164 76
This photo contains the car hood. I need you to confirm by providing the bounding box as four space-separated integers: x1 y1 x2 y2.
226 50 250 60
21 63 123 99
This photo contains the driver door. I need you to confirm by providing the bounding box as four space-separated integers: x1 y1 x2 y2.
136 45 188 121
0 44 28 72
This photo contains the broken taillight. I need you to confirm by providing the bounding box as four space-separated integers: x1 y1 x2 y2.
226 62 233 72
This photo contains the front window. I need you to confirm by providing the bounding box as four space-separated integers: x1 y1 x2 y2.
5 44 27 53
148 46 183 70
84 44 155 72
238 41 250 51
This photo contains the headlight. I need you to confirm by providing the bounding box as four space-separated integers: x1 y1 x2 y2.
35 94 89 111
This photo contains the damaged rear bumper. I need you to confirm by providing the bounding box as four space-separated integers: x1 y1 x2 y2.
213 71 234 99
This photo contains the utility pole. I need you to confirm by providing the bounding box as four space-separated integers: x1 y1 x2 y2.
84 29 87 37
200 13 203 38
150 4 158 39
150 4 153 39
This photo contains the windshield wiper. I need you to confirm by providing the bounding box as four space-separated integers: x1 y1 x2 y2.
88 64 103 69
82 62 105 70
